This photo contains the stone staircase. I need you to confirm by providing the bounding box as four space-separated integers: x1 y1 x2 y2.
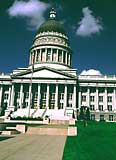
26 126 68 135
0 125 20 135
11 108 35 117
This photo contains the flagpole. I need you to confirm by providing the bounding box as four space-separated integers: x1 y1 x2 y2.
28 55 34 117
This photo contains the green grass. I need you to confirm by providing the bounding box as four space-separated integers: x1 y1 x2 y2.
0 136 14 141
63 121 116 160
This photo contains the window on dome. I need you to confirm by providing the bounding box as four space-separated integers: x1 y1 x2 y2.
37 49 40 62
53 49 57 62
63 51 66 63
58 50 62 62
67 53 69 65
42 49 45 62
46 48 51 62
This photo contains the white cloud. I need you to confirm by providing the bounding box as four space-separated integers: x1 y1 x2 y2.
8 0 50 30
76 7 103 37
80 69 102 76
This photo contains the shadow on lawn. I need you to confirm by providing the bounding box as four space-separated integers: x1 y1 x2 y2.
0 136 14 142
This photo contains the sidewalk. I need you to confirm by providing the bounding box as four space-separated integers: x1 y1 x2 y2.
0 134 66 160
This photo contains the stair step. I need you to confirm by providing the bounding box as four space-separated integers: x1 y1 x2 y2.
2 130 20 135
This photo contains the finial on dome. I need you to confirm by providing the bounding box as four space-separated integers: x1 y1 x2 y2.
49 8 56 19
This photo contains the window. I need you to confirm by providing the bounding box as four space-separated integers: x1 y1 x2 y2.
90 105 95 111
25 102 28 107
90 87 96 93
58 50 62 62
4 93 9 100
100 115 104 121
108 105 112 111
99 105 103 111
60 93 64 100
68 103 72 107
37 49 40 61
17 92 20 98
53 49 57 62
46 49 51 61
34 92 38 99
43 92 46 100
107 88 113 93
107 96 112 102
99 88 104 93
51 93 55 100
81 87 87 93
59 103 63 109
25 92 29 99
82 95 86 102
91 114 95 120
42 49 45 61
68 93 72 100
109 115 113 121
90 96 94 102
16 102 20 108
99 96 103 102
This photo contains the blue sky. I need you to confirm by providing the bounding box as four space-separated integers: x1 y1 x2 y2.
0 0 116 75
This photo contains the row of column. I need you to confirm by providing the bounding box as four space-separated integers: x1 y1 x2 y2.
30 48 71 66
78 87 116 111
0 83 77 110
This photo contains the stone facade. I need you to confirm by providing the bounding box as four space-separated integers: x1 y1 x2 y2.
0 9 116 121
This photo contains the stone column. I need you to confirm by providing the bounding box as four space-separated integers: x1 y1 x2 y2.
51 48 53 61
64 85 67 109
113 89 116 111
0 85 3 114
55 84 58 109
40 49 42 61
65 52 67 65
87 88 90 107
19 84 23 108
28 84 32 108
8 86 11 108
0 85 3 107
28 83 32 117
46 84 49 109
45 48 47 62
104 88 107 111
95 87 99 111
37 84 41 109
35 49 37 62
29 53 31 65
10 84 14 107
56 49 58 62
62 50 64 63
78 90 81 109
73 84 76 109
68 54 70 65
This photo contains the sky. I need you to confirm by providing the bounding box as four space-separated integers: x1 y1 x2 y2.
0 0 116 75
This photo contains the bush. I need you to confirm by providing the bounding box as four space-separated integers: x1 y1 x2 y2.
10 116 43 121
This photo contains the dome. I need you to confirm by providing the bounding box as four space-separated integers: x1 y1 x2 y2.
37 8 66 35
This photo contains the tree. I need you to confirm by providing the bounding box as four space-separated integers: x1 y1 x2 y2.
79 106 90 127
79 106 85 120
86 107 90 120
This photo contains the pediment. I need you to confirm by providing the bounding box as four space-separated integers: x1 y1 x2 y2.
12 67 75 79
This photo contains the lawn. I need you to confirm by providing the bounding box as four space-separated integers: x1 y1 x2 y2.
63 121 116 160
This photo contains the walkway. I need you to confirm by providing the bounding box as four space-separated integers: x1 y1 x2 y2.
0 134 67 160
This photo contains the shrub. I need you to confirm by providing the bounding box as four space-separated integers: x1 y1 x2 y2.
10 116 43 121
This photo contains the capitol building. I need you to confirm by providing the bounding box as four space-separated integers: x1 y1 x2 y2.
0 9 116 121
